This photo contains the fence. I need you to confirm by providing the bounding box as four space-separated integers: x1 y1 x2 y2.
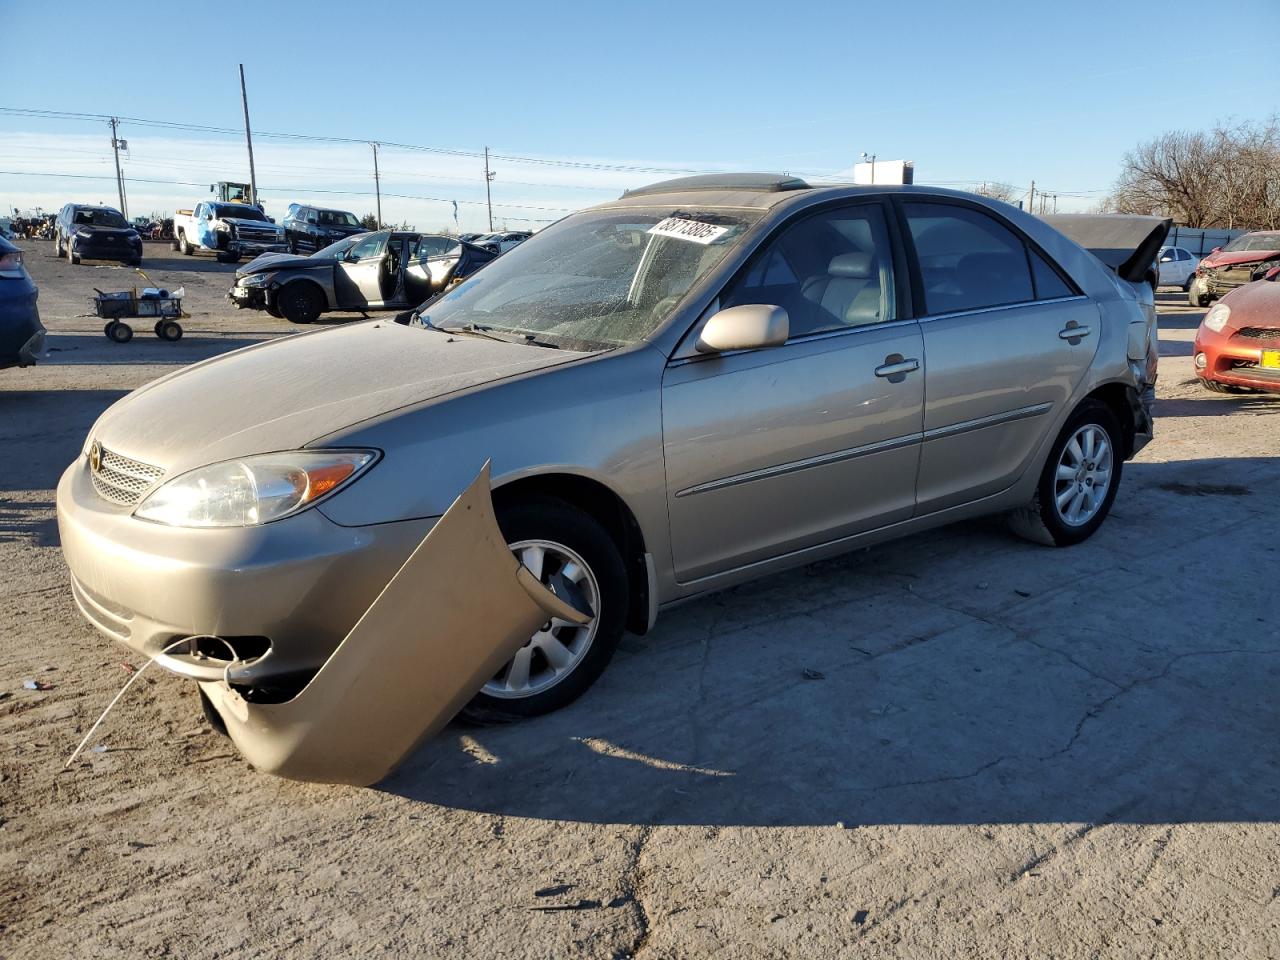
1165 227 1248 257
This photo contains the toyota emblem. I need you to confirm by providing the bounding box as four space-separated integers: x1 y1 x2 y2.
88 441 102 474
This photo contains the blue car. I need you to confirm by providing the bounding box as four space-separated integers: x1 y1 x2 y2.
0 235 45 369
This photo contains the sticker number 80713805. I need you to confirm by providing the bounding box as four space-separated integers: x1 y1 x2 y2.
647 217 730 245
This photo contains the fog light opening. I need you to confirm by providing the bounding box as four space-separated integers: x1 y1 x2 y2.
1195 352 1207 369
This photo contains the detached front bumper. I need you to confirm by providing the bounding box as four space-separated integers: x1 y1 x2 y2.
228 239 287 258
56 454 433 684
1194 327 1280 392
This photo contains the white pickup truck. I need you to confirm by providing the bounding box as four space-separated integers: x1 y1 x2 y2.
172 200 286 263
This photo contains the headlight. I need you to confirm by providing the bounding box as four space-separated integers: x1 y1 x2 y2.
1203 303 1230 333
76 228 93 239
240 272 274 288
0 249 23 277
134 450 377 527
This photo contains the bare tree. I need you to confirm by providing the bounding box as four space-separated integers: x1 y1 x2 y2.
1104 117 1280 228
972 182 1018 203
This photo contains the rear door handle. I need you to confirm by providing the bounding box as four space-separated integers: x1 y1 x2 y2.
1059 323 1091 341
874 358 920 378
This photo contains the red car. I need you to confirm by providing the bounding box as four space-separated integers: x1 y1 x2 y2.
1194 272 1280 392
1188 230 1280 307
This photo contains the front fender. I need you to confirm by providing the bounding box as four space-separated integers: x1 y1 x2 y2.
198 462 588 786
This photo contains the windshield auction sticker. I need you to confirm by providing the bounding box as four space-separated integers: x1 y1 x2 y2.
647 217 730 245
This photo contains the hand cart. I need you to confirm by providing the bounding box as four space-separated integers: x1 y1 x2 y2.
92 269 187 343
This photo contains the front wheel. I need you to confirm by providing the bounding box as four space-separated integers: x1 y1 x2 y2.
1188 279 1209 307
1008 400 1123 547
462 499 628 721
277 282 324 324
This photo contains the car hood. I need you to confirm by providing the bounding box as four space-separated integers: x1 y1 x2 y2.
221 216 281 230
1201 248 1280 269
89 322 591 474
237 252 329 275
1219 278 1280 328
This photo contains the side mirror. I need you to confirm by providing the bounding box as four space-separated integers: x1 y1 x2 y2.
1265 266 1280 282
695 304 789 354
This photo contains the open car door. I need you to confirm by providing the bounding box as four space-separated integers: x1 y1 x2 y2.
199 463 589 786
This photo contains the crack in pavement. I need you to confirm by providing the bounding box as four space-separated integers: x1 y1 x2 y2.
613 825 653 960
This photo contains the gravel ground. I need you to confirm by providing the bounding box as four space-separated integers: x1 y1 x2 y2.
2 240 1277 958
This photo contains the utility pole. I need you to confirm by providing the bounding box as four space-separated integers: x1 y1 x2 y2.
371 142 382 228
484 146 495 231
109 118 128 218
238 64 258 207
1028 180 1035 215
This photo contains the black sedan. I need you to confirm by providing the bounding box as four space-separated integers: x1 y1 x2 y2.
0 236 45 369
229 231 496 323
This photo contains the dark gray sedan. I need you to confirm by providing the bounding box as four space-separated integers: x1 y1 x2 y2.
229 231 497 323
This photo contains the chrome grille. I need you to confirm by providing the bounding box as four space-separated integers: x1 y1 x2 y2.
1234 327 1280 341
90 446 165 506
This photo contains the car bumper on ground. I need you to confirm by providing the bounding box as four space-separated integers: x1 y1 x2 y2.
1194 326 1280 392
55 454 433 685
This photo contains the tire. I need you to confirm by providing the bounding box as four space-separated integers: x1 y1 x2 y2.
277 282 325 324
54 233 64 258
69 244 81 265
288 236 299 255
265 303 284 320
170 237 180 252
1008 399 1124 548
157 320 183 342
461 498 629 721
129 257 142 268
1188 279 1209 308
178 231 192 256
106 321 133 343
1182 273 1195 293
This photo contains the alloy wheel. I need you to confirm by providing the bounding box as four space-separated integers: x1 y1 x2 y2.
1053 424 1113 526
483 539 600 699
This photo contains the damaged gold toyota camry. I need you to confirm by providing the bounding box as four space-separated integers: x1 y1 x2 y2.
57 174 1168 785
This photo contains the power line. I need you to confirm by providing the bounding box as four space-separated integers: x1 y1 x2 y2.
0 105 706 175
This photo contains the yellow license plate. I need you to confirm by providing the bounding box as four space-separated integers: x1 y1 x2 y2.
1262 350 1280 369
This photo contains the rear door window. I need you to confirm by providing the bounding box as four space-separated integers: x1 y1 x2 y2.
904 203 1035 314
1029 249 1076 300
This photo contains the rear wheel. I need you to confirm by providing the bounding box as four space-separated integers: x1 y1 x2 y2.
178 231 192 256
1008 400 1123 547
278 282 325 324
462 499 628 721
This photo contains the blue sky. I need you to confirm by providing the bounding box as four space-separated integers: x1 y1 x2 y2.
4 0 1278 230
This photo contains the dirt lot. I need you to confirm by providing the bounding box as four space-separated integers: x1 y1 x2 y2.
2 239 1277 958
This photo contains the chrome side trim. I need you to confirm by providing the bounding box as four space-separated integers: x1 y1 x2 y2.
917 295 1088 324
923 401 1053 442
674 433 921 499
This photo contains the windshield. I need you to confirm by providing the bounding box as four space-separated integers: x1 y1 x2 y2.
313 235 363 259
318 210 360 227
1223 233 1280 252
214 204 267 222
419 207 760 350
73 208 129 228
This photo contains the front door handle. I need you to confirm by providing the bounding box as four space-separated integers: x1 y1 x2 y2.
1059 323 1092 341
874 357 920 378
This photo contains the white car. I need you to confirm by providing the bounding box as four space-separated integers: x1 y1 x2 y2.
1157 245 1199 291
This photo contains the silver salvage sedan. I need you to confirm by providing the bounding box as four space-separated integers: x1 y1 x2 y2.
57 174 1165 774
